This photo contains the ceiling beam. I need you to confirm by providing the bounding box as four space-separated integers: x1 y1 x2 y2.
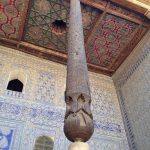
85 1 110 44
111 0 150 18
0 37 113 76
80 0 149 26
85 9 108 65
18 0 31 41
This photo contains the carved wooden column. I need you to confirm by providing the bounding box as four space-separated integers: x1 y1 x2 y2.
64 0 94 144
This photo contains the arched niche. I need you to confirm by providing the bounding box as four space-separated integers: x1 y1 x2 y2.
34 136 54 150
7 70 27 93
7 79 23 92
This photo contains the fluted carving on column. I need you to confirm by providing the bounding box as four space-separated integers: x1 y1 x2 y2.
64 0 94 142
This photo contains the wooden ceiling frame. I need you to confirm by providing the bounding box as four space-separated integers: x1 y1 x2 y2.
80 0 149 26
18 0 149 42
84 1 110 68
111 0 150 15
0 0 149 76
85 1 110 45
18 0 31 41
0 37 114 76
83 0 149 73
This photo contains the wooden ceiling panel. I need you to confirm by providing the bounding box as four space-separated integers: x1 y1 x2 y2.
23 0 101 52
86 13 139 68
0 0 29 39
0 0 149 76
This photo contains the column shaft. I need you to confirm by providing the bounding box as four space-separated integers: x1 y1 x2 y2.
64 0 94 142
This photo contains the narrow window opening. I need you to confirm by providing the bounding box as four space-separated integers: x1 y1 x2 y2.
7 79 23 92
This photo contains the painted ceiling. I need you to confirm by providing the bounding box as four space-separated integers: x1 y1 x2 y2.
0 0 149 76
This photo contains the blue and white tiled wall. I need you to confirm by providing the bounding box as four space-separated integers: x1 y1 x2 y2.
113 30 150 150
0 45 129 150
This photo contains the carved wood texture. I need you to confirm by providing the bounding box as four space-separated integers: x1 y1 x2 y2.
64 0 94 142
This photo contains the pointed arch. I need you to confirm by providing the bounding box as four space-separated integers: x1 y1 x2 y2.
7 70 27 93
7 79 23 92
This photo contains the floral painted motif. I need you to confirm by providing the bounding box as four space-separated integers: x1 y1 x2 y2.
0 0 25 39
86 14 138 67
0 127 13 150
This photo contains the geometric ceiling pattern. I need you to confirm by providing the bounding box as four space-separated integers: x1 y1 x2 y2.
0 0 149 76
24 0 70 51
24 0 101 52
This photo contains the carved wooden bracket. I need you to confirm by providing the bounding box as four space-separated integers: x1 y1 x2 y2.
64 93 94 142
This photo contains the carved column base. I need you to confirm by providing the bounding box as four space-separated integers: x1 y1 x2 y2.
69 142 89 150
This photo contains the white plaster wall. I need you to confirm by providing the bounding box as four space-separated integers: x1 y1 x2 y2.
0 45 128 150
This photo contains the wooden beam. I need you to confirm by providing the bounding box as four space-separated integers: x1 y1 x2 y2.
88 63 114 76
84 11 103 43
85 1 110 44
0 37 112 76
18 0 31 40
85 1 109 64
80 0 149 26
85 13 104 46
80 0 106 11
111 0 150 16
0 37 19 47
